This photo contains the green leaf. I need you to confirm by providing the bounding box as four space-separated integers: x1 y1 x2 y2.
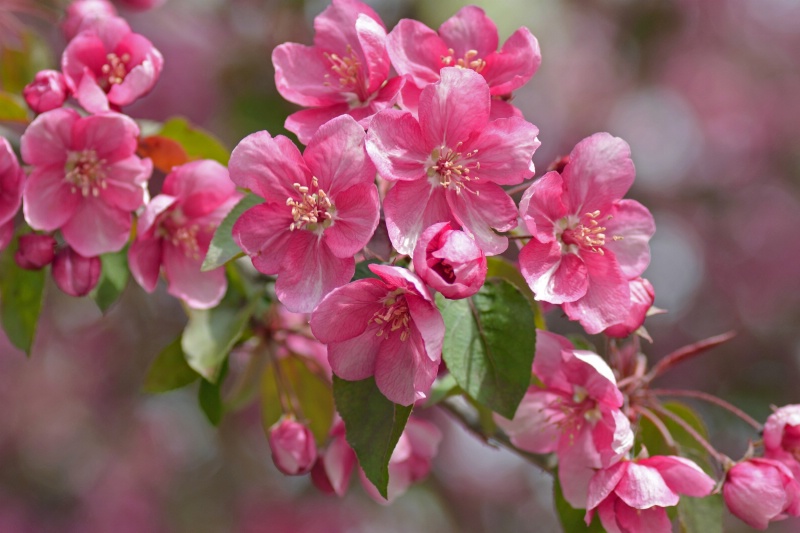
352 259 382 281
142 335 200 393
0 92 28 123
90 249 130 312
485 256 545 330
260 357 334 447
199 375 224 426
0 242 46 355
333 376 412 499
638 401 712 471
678 493 723 533
437 278 536 419
0 31 52 94
181 301 254 382
158 117 230 164
553 470 606 532
424 373 459 407
201 193 262 272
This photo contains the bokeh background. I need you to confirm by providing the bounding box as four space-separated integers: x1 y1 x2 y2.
1 0 800 531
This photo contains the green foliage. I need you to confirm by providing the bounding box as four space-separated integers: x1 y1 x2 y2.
261 356 334 447
333 376 412 499
90 249 130 312
424 373 459 407
437 278 536 419
678 494 723 533
0 239 46 355
638 401 712 471
553 471 606 532
142 335 200 393
352 259 382 281
0 92 28 123
0 31 52 94
158 117 230 165
485 256 545 330
201 194 262 272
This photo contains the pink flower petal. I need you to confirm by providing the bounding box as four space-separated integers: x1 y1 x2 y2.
419 68 490 148
564 350 622 406
604 199 656 279
639 456 715 498
386 19 448 87
483 27 541 95
462 116 539 185
366 108 430 182
272 43 344 107
20 107 78 167
614 462 679 509
519 171 568 240
405 293 444 362
520 241 589 304
229 131 311 202
232 202 293 275
327 327 383 381
724 461 790 530
615 499 673 533
60 198 132 256
285 104 350 146
75 68 111 113
313 0 385 53
101 155 151 211
52 247 101 297
310 279 386 344
303 114 375 195
72 112 139 162
593 496 623 533
374 327 437 405
494 389 564 454
128 236 162 292
355 14 390 95
531 330 576 389
162 244 226 309
323 432 357 497
162 160 236 219
563 250 630 334
324 183 380 257
384 179 453 255
447 181 516 256
559 423 604 508
438 6 498 60
23 167 79 231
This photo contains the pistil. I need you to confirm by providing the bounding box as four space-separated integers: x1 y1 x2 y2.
64 149 107 197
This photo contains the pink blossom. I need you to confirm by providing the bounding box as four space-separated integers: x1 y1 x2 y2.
412 221 486 299
310 264 444 406
15 234 56 270
764 405 800 478
723 458 800 530
494 330 634 507
586 456 715 533
20 108 151 257
116 0 166 11
230 114 380 313
62 16 164 113
367 67 540 255
62 0 118 41
387 5 540 118
0 136 24 227
311 420 357 496
52 246 102 297
272 0 402 144
518 133 656 333
268 417 317 476
128 160 240 309
23 70 69 114
603 277 655 338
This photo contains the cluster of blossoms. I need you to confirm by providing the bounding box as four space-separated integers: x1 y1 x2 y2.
2 0 799 529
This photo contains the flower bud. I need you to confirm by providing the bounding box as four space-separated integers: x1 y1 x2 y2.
723 458 800 530
52 247 101 297
23 70 68 114
603 278 655 338
268 417 317 476
15 234 56 270
412 222 486 299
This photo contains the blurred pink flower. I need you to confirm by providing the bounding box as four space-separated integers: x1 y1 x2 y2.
128 160 240 309
230 115 379 313
764 405 800 479
272 0 402 144
518 133 655 333
723 458 800 530
22 70 69 114
311 420 356 496
603 277 655 338
52 246 102 297
268 417 317 476
20 108 151 257
586 456 715 532
62 0 118 41
0 137 24 227
412 221 486 299
367 67 540 255
14 234 56 270
62 16 164 113
310 264 444 406
116 0 166 11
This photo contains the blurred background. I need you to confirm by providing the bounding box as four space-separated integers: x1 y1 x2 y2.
1 0 800 531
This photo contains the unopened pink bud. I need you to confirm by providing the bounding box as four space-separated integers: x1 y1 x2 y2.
268 418 317 476
723 458 800 530
23 70 68 114
52 247 101 297
413 222 487 300
15 234 56 270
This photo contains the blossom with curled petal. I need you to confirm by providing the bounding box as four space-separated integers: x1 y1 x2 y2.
310 264 444 406
20 108 151 257
230 114 380 313
723 458 800 530
367 67 540 256
412 221 486 299
518 133 656 333
272 0 403 144
128 160 241 309
764 405 800 479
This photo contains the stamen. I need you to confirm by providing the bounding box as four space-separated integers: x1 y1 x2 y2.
369 289 411 341
427 144 481 195
99 52 130 90
64 149 107 197
323 45 366 101
440 48 487 73
285 176 335 232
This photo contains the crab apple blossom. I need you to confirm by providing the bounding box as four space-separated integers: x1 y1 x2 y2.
518 132 655 333
230 114 379 313
52 246 102 297
586 456 715 533
723 458 800 530
0 136 24 227
62 15 163 113
412 221 486 299
311 420 356 496
20 108 151 257
367 67 540 255
14 234 56 270
603 277 655 338
494 330 634 507
23 70 69 114
272 0 402 144
310 264 444 406
386 5 540 119
128 160 240 309
62 0 118 41
764 405 800 478
268 417 317 476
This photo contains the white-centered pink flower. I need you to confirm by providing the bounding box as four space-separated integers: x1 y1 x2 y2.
764 405 800 479
387 5 540 119
62 15 163 113
23 70 69 114
367 67 540 256
0 136 24 227
518 133 656 333
723 458 800 530
495 330 634 508
20 108 151 257
128 160 241 309
586 456 715 533
310 264 444 406
412 221 486 299
230 114 380 313
272 0 402 144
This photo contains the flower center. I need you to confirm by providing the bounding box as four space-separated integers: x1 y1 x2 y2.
323 46 366 102
286 176 334 233
441 48 486 73
427 143 480 194
64 149 107 197
171 224 201 259
369 289 411 342
99 52 130 90
557 210 622 255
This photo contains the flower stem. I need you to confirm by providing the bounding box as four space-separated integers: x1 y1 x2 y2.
651 402 730 468
646 331 736 382
636 405 678 452
650 388 762 431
